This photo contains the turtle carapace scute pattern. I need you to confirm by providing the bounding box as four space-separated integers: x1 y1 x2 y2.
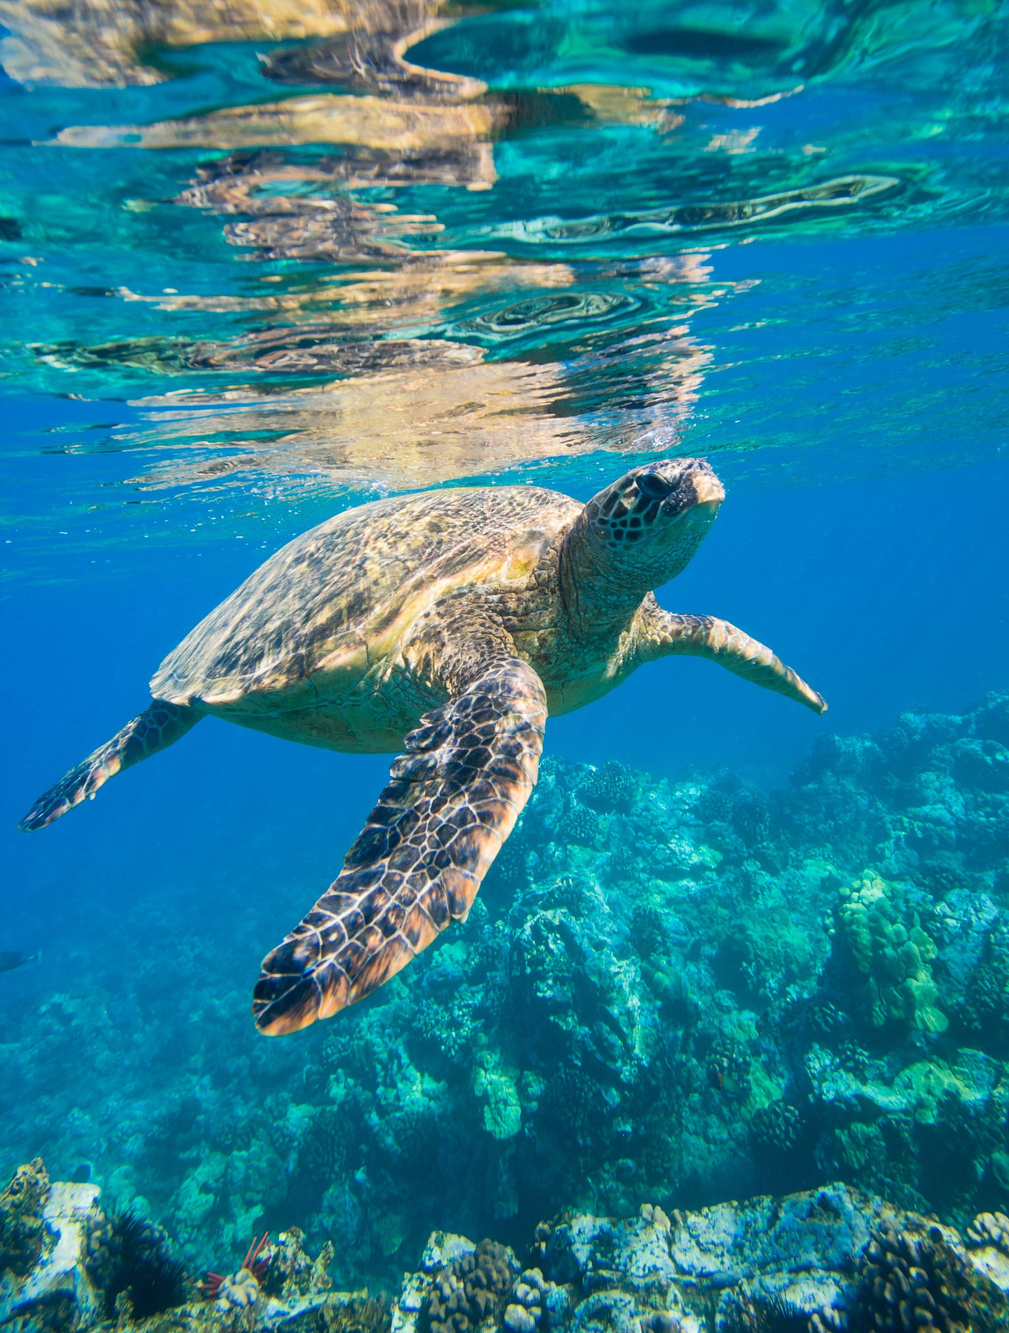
19 459 826 1036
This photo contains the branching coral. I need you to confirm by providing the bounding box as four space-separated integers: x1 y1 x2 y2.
750 1102 804 1159
416 992 480 1064
967 1212 1009 1256
954 931 1009 1055
706 1037 752 1101
565 801 603 848
576 761 639 814
297 1109 347 1184
836 873 947 1033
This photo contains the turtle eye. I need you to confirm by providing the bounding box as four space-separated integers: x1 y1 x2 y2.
636 472 672 500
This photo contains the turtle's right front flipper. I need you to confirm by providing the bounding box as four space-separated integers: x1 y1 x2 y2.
645 610 827 714
252 656 546 1037
18 701 201 831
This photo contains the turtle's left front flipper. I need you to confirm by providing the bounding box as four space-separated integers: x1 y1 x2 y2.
646 609 827 714
18 701 201 831
252 657 546 1036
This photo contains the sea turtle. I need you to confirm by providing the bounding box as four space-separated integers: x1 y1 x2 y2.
20 459 825 1036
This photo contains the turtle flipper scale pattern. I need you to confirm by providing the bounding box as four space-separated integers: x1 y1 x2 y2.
651 611 827 715
18 701 200 831
252 657 546 1036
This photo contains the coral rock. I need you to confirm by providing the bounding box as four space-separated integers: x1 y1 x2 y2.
855 1221 1004 1333
0 1165 102 1333
504 1303 536 1332
836 872 948 1032
424 1238 518 1333
0 1157 52 1277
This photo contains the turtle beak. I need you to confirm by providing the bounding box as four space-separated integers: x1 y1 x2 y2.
692 470 725 511
661 464 725 521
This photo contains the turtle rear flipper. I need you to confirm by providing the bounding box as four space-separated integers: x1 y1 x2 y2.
18 701 201 831
252 657 546 1036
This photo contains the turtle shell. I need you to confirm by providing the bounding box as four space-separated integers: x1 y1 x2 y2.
151 485 577 713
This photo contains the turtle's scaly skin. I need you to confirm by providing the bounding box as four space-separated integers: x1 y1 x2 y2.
19 459 826 1035
253 657 546 1034
18 702 199 832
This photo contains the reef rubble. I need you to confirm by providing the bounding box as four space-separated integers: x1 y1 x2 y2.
3 1162 1009 1333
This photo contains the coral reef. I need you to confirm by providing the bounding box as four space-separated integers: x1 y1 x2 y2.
401 1185 1008 1333
2 696 1009 1286
0 1164 388 1333
0 1157 52 1277
2 1165 1009 1333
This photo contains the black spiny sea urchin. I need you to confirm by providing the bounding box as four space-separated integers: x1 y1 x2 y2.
85 1207 190 1319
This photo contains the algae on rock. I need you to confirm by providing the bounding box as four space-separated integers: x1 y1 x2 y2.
0 1161 389 1333
399 1185 1009 1333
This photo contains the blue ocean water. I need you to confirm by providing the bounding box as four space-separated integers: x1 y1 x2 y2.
1 0 1009 1301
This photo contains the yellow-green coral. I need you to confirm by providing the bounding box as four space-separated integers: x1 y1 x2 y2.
837 873 947 1033
891 1058 983 1125
473 1052 522 1140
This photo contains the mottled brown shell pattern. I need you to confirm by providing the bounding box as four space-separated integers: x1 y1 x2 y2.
151 486 579 712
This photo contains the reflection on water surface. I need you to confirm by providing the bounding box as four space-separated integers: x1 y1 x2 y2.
3 0 1007 559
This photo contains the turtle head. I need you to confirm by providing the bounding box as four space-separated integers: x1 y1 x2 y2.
575 458 725 592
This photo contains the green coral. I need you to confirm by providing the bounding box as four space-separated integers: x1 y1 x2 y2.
837 872 947 1033
812 1048 1000 1127
473 1053 522 1141
821 1120 889 1186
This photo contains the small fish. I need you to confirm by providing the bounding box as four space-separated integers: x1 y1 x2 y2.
0 951 40 974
